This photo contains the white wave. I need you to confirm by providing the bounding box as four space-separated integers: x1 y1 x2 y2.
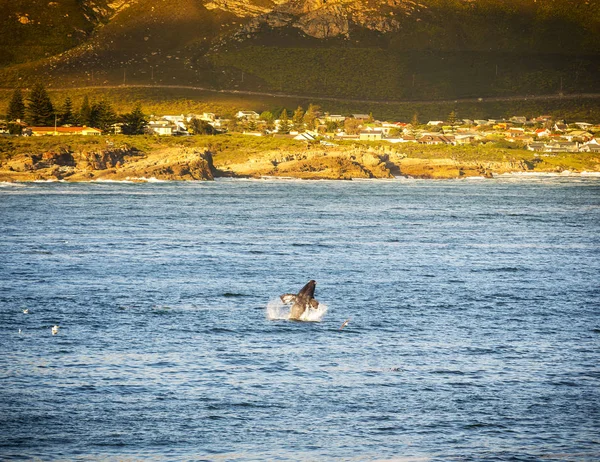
266 298 328 322
92 179 135 183
33 179 66 183
581 171 600 177
0 181 25 187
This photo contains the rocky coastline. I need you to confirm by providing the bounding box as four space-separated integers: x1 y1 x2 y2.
1 137 598 182
0 146 215 182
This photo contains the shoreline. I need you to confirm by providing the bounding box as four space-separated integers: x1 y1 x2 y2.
2 134 599 183
2 171 600 186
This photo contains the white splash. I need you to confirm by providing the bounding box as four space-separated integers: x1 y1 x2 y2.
266 298 328 322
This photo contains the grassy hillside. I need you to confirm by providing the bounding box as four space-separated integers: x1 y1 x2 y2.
1 87 600 123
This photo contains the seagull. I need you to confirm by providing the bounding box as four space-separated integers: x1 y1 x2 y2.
339 318 351 330
23 309 28 314
51 325 59 335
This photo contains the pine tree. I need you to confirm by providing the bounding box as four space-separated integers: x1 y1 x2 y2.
7 88 25 122
121 104 148 135
303 103 320 131
278 109 291 134
447 110 457 125
89 100 117 132
59 97 75 126
26 83 54 126
411 113 419 126
79 95 92 126
292 106 304 132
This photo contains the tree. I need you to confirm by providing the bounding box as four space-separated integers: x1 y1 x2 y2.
89 100 117 132
260 111 275 131
80 95 92 126
26 83 54 126
367 112 375 124
325 121 340 133
447 110 457 125
7 88 25 122
59 97 76 126
278 108 291 134
344 117 362 135
303 103 320 131
292 106 304 131
188 118 216 135
411 113 419 127
121 104 148 135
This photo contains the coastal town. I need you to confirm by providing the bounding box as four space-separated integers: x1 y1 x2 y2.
6 108 600 154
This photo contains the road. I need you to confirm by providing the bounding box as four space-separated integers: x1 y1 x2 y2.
3 83 600 105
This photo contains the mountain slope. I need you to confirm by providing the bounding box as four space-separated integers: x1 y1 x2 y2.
1 0 599 101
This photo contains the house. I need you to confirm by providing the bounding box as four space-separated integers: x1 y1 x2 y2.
509 116 527 125
527 142 546 152
574 122 592 130
385 135 416 144
418 134 455 145
325 114 346 123
507 127 525 137
579 139 600 152
294 132 317 142
28 126 102 136
334 133 360 140
201 112 217 122
455 133 481 145
148 121 176 136
236 111 260 120
553 123 568 132
352 114 370 121
474 120 489 126
427 121 444 126
564 131 593 142
535 128 551 138
163 114 185 123
359 130 383 141
544 141 579 153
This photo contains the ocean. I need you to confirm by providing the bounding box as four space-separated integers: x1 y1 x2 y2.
1 176 599 461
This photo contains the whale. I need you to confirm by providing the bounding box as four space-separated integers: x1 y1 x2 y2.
280 280 319 320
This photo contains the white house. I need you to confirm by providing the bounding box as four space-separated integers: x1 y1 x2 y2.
359 130 383 141
236 111 260 120
148 120 176 136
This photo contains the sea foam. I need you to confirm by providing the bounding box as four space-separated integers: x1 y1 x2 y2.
266 298 328 322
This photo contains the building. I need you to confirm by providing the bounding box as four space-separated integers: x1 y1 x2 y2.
359 130 383 141
236 111 260 120
27 126 102 136
148 121 176 136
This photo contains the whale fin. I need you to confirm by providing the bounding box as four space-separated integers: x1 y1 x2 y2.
310 298 319 309
280 294 297 304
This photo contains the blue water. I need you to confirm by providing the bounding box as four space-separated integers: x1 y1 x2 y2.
1 177 599 461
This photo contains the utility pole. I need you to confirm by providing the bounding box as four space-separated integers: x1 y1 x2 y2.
123 68 126 86
560 76 563 95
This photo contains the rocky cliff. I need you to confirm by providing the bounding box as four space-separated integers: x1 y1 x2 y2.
0 146 215 182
